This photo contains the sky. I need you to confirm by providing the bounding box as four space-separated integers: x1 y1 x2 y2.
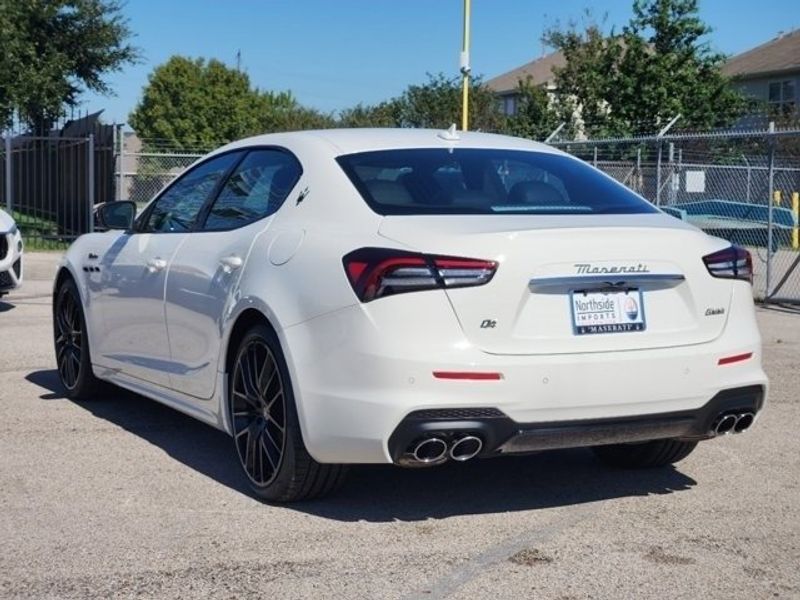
78 0 799 126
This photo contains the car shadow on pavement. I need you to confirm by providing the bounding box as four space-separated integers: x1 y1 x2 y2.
28 368 698 522
0 300 15 313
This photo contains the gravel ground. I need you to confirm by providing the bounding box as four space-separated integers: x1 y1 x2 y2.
0 254 798 599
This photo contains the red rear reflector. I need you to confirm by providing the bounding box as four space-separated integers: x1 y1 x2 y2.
432 371 503 380
718 352 753 366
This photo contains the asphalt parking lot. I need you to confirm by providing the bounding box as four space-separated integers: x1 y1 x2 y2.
1 254 798 599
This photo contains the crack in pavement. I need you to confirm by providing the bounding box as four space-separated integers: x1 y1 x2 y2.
402 502 598 600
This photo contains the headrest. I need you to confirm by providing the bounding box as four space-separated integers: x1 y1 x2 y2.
364 179 415 206
508 180 566 206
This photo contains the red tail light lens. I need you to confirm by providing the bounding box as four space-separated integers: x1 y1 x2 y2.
703 245 753 284
343 247 497 302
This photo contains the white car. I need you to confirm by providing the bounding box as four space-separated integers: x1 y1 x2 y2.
53 129 767 501
0 208 23 297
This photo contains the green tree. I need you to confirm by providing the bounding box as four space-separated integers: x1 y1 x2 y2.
503 78 563 140
396 73 504 131
338 100 403 128
542 14 625 137
544 0 745 137
0 0 138 131
257 91 335 132
129 57 337 148
129 56 263 149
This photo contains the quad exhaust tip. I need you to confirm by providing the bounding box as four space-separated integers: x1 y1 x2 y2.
712 411 756 436
412 437 448 463
714 414 738 435
734 412 755 433
449 435 483 461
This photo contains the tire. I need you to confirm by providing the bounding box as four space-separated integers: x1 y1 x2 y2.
53 278 102 399
228 323 347 502
592 439 698 468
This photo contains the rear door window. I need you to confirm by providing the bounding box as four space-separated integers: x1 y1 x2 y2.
202 149 301 231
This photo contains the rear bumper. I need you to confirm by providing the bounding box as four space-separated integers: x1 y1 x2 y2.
387 385 764 463
281 286 767 465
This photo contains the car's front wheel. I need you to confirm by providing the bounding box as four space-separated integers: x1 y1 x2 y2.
229 323 346 502
592 439 697 468
54 278 101 399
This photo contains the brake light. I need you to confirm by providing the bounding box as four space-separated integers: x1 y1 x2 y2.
703 245 753 283
342 247 497 302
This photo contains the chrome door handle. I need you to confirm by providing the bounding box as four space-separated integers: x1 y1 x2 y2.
146 257 167 273
219 255 243 273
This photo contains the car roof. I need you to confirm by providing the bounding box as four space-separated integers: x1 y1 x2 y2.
217 128 561 157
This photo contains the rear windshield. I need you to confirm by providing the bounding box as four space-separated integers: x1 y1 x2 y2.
336 148 657 216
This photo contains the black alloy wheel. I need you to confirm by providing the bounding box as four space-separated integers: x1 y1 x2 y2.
55 283 85 390
230 338 287 486
228 323 347 502
53 279 101 399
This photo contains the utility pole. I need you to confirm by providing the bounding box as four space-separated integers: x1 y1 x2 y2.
460 0 471 131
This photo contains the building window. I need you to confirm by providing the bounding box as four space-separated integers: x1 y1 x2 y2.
768 80 796 115
503 95 517 116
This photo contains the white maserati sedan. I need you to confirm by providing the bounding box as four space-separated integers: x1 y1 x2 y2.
53 128 767 501
0 208 23 297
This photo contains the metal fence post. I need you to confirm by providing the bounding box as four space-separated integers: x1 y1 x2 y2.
742 155 752 202
766 123 775 298
656 141 663 205
116 124 124 201
4 135 11 213
593 146 598 168
654 115 681 206
636 147 641 194
668 142 676 205
88 134 95 234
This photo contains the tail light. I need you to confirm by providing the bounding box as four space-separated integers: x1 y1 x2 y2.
343 247 497 302
703 245 753 283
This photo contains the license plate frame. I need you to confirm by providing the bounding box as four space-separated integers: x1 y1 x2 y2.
570 288 647 335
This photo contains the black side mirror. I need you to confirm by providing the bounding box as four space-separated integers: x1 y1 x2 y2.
96 201 136 230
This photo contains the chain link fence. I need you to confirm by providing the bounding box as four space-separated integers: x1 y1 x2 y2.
115 134 208 206
8 122 793 302
552 127 800 303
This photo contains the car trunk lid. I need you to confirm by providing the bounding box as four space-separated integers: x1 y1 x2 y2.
378 214 733 355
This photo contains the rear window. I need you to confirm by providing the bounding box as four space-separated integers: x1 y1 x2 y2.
336 148 657 215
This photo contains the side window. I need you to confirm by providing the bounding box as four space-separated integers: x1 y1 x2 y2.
203 149 301 231
142 152 242 233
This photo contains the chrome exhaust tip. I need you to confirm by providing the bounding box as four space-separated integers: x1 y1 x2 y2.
734 412 755 433
412 437 448 463
449 435 483 462
713 414 738 436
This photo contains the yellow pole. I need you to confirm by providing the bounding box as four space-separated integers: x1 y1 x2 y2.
792 192 799 250
774 190 782 205
460 0 471 131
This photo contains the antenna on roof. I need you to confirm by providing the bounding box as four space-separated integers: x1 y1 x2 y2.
438 124 461 141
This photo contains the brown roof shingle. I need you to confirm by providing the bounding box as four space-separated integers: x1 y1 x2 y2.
485 51 566 94
722 29 800 78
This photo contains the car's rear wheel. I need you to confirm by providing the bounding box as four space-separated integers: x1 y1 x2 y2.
229 323 346 502
54 278 101 399
592 439 697 468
